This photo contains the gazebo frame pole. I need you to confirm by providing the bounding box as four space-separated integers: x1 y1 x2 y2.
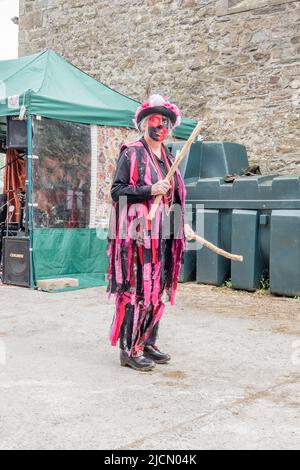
26 115 35 289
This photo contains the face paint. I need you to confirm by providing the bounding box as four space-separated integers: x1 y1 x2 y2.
147 114 170 142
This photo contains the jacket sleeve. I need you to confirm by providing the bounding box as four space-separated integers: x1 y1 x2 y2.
111 149 153 203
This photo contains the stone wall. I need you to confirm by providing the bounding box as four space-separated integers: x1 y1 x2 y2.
95 126 137 225
19 0 300 175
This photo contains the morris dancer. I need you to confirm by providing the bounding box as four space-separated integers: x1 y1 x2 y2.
107 95 186 371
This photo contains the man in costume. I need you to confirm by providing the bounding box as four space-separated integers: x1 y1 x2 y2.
107 95 186 371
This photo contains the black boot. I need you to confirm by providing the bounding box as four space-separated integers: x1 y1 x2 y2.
144 321 171 364
120 350 155 371
144 344 171 364
119 304 155 372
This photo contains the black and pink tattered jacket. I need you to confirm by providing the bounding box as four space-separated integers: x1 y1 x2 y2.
107 138 186 355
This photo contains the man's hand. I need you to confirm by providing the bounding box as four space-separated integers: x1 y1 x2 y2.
151 180 171 196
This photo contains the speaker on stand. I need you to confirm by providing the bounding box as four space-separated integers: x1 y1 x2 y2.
1 118 31 287
7 118 28 150
2 237 30 287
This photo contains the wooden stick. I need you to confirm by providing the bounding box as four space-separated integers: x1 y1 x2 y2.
147 121 204 221
184 224 244 263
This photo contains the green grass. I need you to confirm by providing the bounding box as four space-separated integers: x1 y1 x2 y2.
222 276 271 294
223 279 232 289
259 276 270 292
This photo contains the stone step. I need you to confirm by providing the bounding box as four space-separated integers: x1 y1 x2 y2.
36 278 79 291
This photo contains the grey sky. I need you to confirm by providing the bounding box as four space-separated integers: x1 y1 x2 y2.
0 0 19 60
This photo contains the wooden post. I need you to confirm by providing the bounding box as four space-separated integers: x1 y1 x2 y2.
147 121 204 221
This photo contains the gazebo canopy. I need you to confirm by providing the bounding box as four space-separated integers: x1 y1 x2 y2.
0 50 196 139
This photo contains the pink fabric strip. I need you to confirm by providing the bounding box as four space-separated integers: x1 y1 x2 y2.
110 294 129 346
151 261 161 307
143 262 152 307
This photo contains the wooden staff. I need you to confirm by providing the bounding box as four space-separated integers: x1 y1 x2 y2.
185 224 244 263
147 121 204 221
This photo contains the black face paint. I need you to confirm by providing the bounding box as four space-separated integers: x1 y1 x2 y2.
148 115 170 142
148 126 168 142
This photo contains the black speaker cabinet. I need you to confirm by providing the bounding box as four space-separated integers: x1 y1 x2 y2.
7 118 28 150
2 237 30 287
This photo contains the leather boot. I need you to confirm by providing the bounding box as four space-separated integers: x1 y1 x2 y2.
144 344 171 364
144 321 170 364
120 350 155 371
119 304 134 353
119 304 155 371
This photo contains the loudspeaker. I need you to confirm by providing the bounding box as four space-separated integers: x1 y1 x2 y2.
7 118 28 149
2 237 30 287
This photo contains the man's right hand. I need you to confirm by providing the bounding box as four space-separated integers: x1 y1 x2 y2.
151 180 171 196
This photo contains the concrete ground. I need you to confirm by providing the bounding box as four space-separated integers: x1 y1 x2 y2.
0 281 300 450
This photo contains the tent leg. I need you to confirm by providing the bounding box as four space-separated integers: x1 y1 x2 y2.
26 115 35 289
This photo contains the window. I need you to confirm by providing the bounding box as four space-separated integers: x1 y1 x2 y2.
32 117 92 229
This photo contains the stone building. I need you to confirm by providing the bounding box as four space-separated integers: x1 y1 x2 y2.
19 0 300 174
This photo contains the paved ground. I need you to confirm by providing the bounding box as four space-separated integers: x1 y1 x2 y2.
0 282 300 450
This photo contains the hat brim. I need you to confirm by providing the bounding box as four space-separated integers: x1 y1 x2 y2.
137 106 177 127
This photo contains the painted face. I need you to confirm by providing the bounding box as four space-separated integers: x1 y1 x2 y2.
147 114 170 142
